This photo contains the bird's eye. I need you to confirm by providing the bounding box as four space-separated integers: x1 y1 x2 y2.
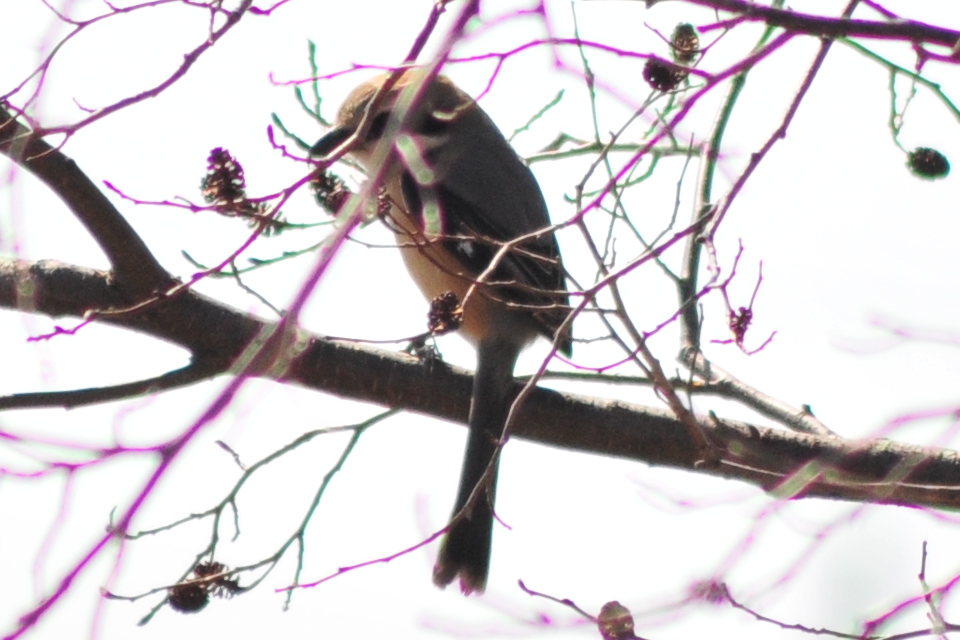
419 114 451 136
367 111 390 141
367 108 451 141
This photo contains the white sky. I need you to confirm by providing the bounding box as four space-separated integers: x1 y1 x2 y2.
2 1 960 639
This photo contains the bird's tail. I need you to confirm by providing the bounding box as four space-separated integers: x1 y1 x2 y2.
433 338 521 594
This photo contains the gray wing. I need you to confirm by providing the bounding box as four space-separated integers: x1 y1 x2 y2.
399 107 571 352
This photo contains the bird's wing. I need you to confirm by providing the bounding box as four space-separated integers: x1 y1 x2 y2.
398 109 572 352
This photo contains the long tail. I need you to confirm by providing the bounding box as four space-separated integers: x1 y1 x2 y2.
433 338 521 594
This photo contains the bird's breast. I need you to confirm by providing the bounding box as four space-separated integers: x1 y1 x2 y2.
379 170 539 349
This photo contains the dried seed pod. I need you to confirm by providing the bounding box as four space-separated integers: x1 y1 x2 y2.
428 291 463 335
643 57 688 92
672 23 700 64
311 170 352 214
598 601 637 640
907 147 950 179
168 583 209 614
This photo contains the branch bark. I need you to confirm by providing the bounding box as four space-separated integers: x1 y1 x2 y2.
0 106 171 295
3 258 960 510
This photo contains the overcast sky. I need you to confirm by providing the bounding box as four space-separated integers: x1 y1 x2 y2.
2 1 960 639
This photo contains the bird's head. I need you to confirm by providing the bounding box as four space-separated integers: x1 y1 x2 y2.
310 70 475 166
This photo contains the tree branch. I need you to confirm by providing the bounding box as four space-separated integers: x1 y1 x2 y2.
688 0 960 51
3 258 960 510
0 105 171 295
0 363 218 410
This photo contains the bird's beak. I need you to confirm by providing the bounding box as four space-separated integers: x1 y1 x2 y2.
310 126 353 158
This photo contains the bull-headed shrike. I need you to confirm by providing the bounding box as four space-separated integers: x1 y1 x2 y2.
311 70 571 594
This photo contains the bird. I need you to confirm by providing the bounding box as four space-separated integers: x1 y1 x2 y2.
311 70 572 594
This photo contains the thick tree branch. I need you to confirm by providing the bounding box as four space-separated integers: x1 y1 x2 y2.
3 258 960 510
0 105 171 295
